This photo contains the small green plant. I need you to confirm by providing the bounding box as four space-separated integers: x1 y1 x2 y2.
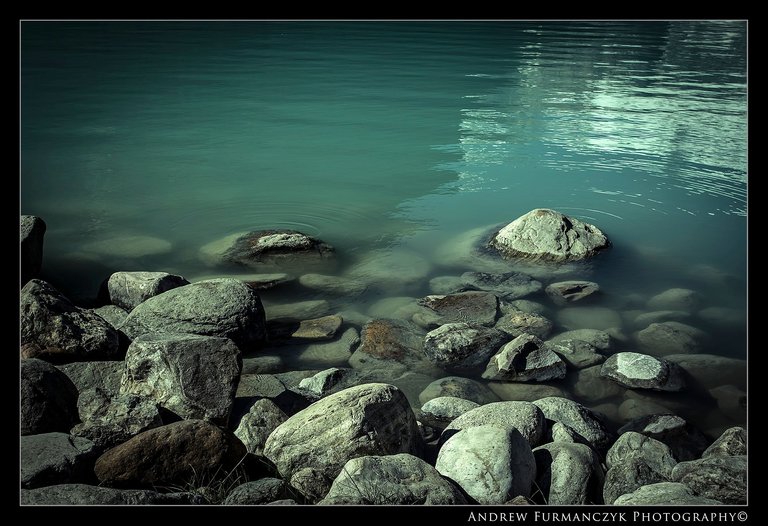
159 455 250 505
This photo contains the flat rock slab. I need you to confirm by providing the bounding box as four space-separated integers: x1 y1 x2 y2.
415 291 499 328
299 273 367 296
635 322 706 357
601 352 684 392
547 339 604 369
647 288 703 311
533 397 613 452
423 323 508 371
488 209 610 262
545 280 600 305
495 309 553 339
268 314 343 342
21 433 97 489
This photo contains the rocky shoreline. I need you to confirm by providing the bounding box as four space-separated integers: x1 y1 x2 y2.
19 210 746 505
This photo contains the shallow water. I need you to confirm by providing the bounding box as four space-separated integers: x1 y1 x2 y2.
21 21 747 436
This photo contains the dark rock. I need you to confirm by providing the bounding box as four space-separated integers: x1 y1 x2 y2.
488 209 610 262
418 376 500 405
436 425 535 504
482 334 566 382
106 271 190 311
20 215 46 284
20 279 121 362
20 484 202 505
647 288 703 311
94 420 247 487
441 400 545 447
545 281 600 305
265 299 331 321
297 367 351 397
414 291 499 328
533 397 613 452
119 278 266 350
547 339 604 369
90 305 130 329
431 272 543 300
613 482 722 505
702 426 746 458
223 478 290 505
71 392 163 450
21 433 97 488
570 365 624 403
21 358 79 435
233 399 288 456
268 314 343 343
603 457 673 505
547 329 612 351
263 383 422 502
495 309 553 339
671 455 746 504
201 229 334 268
606 432 677 475
299 273 367 296
618 414 710 461
120 333 241 425
709 385 747 418
666 354 746 390
533 442 604 505
320 454 467 505
490 383 568 403
600 352 685 392
56 361 123 397
349 319 435 376
423 323 508 372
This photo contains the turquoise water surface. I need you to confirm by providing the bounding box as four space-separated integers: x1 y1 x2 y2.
21 21 747 432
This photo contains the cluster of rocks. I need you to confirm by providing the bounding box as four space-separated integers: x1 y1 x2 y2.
19 211 746 505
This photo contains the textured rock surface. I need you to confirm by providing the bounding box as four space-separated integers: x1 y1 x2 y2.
56 361 124 397
420 396 480 428
482 334 566 382
320 454 467 505
21 215 46 284
90 305 130 329
607 432 677 474
603 457 670 505
120 333 241 424
94 420 246 487
601 352 684 392
297 367 351 397
234 399 288 455
548 329 612 351
71 391 163 450
495 309 553 339
263 383 422 502
120 278 266 349
618 414 710 461
414 291 499 328
349 319 432 375
636 322 706 357
702 426 746 458
21 279 120 362
442 401 545 447
436 425 536 504
223 478 290 505
665 354 746 390
268 314 343 343
418 376 499 405
533 442 604 505
299 273 367 296
545 281 600 305
21 358 79 436
20 484 201 505
547 339 604 369
533 397 613 452
647 288 703 311
423 323 508 371
671 455 746 504
201 229 334 268
21 433 96 488
106 271 190 311
613 482 721 505
279 327 360 368
488 209 610 262
264 299 331 321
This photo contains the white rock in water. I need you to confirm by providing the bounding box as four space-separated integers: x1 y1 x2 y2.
489 209 610 262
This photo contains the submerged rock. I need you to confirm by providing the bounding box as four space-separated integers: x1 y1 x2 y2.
545 280 600 305
268 314 343 342
345 248 430 289
482 334 566 382
547 339 604 369
265 299 331 322
488 209 610 262
299 273 367 296
20 215 46 285
430 271 542 300
349 319 434 376
665 353 746 390
200 229 334 268
600 352 684 392
487 382 567 403
557 307 623 331
21 279 121 362
618 414 710 461
414 291 499 328
263 383 422 502
423 323 508 371
571 365 624 403
436 425 535 504
418 376 500 405
547 329 612 351
119 278 267 349
82 235 172 258
106 271 190 311
647 288 703 311
635 321 706 357
320 454 467 505
495 308 553 339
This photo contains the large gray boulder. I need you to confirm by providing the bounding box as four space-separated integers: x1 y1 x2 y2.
56 361 124 398
120 333 241 425
119 278 267 349
423 323 508 371
234 399 288 455
532 397 613 452
618 414 710 461
71 392 163 450
532 442 604 505
348 319 434 376
548 329 612 351
106 271 190 311
420 397 480 428
482 334 566 382
21 215 46 285
702 426 746 458
320 454 467 505
488 209 610 262
600 352 684 392
635 322 706 357
429 271 543 300
263 383 423 502
603 457 670 505
21 433 97 488
94 420 246 487
20 280 121 362
436 425 536 504
613 482 722 505
441 401 545 447
21 358 79 436
418 376 499 405
20 484 201 505
414 291 499 329
671 455 746 504
200 229 335 268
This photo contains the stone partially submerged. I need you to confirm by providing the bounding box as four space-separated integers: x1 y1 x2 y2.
482 334 566 382
200 229 335 268
488 209 610 263
600 352 684 392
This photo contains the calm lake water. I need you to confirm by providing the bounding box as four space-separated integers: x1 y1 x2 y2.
21 21 747 435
